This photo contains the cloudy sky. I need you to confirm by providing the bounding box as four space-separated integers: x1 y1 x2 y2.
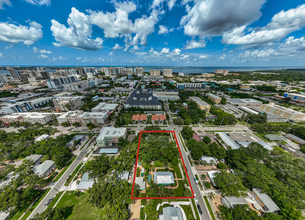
0 0 305 66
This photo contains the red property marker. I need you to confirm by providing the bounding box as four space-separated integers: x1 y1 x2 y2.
131 130 195 200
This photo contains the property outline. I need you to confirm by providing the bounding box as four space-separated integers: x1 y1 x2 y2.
131 130 195 200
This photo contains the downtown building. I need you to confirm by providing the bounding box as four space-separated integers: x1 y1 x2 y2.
124 89 162 110
163 69 173 77
150 69 161 77
52 96 83 112
0 112 58 124
46 76 78 89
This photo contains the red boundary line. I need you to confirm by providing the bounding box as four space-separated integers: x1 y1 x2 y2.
131 130 195 199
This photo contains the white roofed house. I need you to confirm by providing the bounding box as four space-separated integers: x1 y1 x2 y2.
251 188 281 213
154 172 174 185
200 156 218 165
76 172 95 191
34 160 56 177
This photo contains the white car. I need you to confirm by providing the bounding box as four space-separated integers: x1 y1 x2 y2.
194 193 198 202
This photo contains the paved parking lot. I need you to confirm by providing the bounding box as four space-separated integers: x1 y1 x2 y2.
228 133 253 142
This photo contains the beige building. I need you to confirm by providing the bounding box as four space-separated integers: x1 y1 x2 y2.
53 96 83 112
0 112 58 124
57 111 83 124
189 97 210 113
260 104 305 122
207 93 222 104
163 69 173 77
150 69 160 77
214 70 229 75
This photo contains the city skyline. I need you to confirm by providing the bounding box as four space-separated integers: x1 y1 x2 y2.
0 0 305 66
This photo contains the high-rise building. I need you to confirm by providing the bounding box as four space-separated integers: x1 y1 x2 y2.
150 69 160 77
136 67 143 75
7 66 21 80
0 74 9 84
163 69 173 77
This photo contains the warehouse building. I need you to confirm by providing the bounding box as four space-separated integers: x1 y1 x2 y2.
227 99 262 107
207 93 222 104
260 104 305 122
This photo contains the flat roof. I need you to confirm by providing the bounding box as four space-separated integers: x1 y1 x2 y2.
208 93 221 99
98 148 118 154
252 188 280 212
265 134 287 141
218 132 240 150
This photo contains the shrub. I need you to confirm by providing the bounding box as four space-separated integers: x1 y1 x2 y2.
205 182 211 189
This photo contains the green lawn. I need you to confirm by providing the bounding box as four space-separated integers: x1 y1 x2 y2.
121 112 134 124
56 191 104 220
204 196 216 220
154 160 163 167
181 205 195 220
191 199 200 220
169 164 182 178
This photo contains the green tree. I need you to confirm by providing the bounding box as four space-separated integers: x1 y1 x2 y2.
203 136 211 144
280 203 302 220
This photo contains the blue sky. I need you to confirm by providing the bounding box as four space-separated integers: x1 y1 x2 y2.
0 0 305 66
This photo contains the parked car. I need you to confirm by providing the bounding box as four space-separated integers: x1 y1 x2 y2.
194 193 198 202
45 197 53 206
197 204 202 215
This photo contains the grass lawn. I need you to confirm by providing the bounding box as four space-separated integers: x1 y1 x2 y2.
179 162 189 186
56 191 104 220
54 156 77 182
169 164 182 178
181 205 195 220
172 181 185 197
122 112 134 124
10 204 31 220
154 160 163 167
21 188 51 220
191 199 200 220
204 196 216 220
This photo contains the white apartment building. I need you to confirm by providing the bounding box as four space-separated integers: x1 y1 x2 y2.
96 127 127 147
163 69 173 77
84 67 98 78
260 104 305 122
150 69 160 77
0 112 58 124
63 81 90 92
91 102 118 112
56 111 83 124
153 90 180 101
136 67 143 75
77 111 108 125
0 74 9 84
46 76 78 89
53 96 83 112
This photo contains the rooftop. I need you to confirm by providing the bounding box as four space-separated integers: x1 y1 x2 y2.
208 93 221 99
252 188 280 213
76 172 95 190
190 96 210 107
154 172 174 185
96 127 127 140
125 89 161 106
265 134 287 141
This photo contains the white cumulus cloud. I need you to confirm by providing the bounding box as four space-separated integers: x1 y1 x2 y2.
33 47 52 54
158 25 174 35
112 43 123 50
38 54 48 59
180 0 266 37
183 39 206 49
218 54 226 60
76 57 81 60
0 21 42 45
222 4 305 45
51 7 103 50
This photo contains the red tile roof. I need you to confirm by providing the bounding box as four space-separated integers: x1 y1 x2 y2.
151 114 166 121
193 133 201 142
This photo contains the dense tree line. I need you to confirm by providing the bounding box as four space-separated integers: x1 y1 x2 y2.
138 135 179 165
242 113 267 124
0 90 19 98
178 100 206 124
254 85 277 92
209 142 305 219
186 139 226 160
210 106 237 125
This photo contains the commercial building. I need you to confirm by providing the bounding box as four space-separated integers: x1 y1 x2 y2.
260 104 305 122
189 97 211 113
159 207 183 220
91 102 118 112
239 106 289 123
77 111 108 125
96 127 127 147
215 105 244 118
227 99 262 107
56 111 83 124
0 112 57 124
153 90 180 101
207 93 222 104
154 172 174 185
53 96 83 112
251 188 280 213
150 69 161 77
217 132 240 150
63 81 90 92
214 70 229 75
136 67 144 75
34 160 56 177
163 69 173 77
176 83 205 90
286 134 305 145
7 66 21 80
0 74 9 84
46 76 78 89
221 196 248 209
124 89 162 110
84 67 98 78
283 93 305 102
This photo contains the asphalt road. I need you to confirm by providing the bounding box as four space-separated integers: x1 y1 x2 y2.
175 131 211 220
27 150 88 219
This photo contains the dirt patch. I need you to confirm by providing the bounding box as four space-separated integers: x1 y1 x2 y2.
211 194 222 213
130 199 141 220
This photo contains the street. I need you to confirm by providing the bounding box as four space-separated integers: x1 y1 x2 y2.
27 149 88 219
176 131 211 220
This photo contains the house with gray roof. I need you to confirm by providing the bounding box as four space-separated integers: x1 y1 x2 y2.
221 196 248 209
159 207 183 220
154 172 174 185
135 177 146 190
76 172 95 191
124 89 162 110
34 160 55 177
200 156 218 164
251 188 280 213
24 154 43 166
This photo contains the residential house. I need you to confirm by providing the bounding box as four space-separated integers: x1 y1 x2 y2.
154 172 174 185
152 114 166 124
34 160 56 177
132 114 147 123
